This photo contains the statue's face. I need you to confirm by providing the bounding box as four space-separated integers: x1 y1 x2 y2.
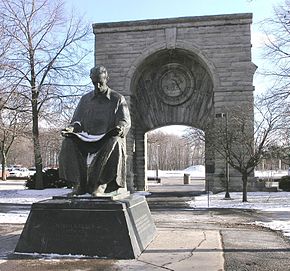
91 68 108 86
96 70 107 85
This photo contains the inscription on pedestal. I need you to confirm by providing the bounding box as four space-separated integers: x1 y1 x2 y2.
135 214 152 234
54 223 100 237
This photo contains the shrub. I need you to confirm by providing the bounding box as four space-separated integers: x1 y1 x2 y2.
26 168 72 189
278 176 290 191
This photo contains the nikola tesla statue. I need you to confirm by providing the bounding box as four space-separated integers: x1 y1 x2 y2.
59 66 131 196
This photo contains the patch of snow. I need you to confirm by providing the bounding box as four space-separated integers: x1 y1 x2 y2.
134 191 152 196
0 188 71 204
188 191 290 240
184 165 205 173
14 252 102 259
0 212 29 224
188 192 290 209
183 165 205 178
0 180 26 190
147 168 287 179
255 170 288 180
147 165 205 178
147 170 183 178
0 188 71 224
255 220 290 237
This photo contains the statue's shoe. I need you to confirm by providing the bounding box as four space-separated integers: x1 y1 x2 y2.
91 184 107 197
67 185 86 196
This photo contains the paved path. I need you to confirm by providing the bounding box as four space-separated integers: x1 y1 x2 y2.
138 228 224 271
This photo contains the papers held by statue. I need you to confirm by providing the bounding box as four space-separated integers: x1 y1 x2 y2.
61 130 107 142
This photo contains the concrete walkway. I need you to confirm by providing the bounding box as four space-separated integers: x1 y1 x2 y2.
0 224 224 271
137 228 224 271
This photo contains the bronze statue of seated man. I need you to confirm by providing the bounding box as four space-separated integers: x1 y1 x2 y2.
59 66 131 196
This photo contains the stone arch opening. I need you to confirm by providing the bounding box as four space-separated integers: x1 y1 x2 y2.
130 48 214 191
146 125 205 172
131 48 214 131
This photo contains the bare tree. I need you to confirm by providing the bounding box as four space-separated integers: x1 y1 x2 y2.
183 128 205 166
0 96 30 180
257 143 290 171
184 101 282 202
260 0 290 104
40 128 62 167
214 102 282 202
147 130 200 170
0 0 91 188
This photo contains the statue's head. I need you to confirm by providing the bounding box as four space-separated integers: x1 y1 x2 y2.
90 65 109 84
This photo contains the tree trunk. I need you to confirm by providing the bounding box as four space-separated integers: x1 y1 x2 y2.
32 102 43 189
242 173 248 202
1 151 7 181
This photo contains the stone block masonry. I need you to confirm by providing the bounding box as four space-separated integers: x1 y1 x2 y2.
93 14 256 192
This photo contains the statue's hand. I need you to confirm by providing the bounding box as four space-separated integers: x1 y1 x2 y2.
61 122 82 136
109 126 124 137
61 126 74 137
72 122 82 133
62 126 74 133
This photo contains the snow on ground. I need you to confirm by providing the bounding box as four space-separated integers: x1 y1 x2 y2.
0 187 71 204
255 170 288 180
147 165 205 178
188 191 290 238
0 186 71 224
147 167 289 180
255 219 290 238
0 212 29 224
189 191 290 210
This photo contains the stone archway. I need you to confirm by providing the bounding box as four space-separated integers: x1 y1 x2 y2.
130 48 214 190
92 14 256 192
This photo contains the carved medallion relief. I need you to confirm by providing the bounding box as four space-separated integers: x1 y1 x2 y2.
156 63 195 105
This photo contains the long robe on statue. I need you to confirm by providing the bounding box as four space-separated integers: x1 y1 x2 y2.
59 88 131 193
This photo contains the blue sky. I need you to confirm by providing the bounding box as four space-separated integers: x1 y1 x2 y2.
66 0 277 25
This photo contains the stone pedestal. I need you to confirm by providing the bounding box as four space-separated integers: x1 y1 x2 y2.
15 195 156 259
